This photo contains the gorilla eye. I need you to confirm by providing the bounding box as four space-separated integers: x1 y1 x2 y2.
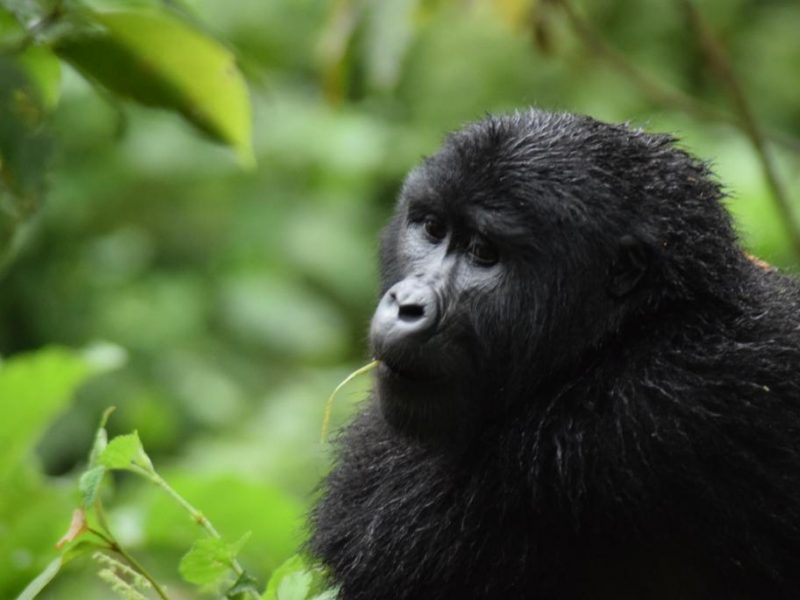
423 216 448 243
469 237 498 266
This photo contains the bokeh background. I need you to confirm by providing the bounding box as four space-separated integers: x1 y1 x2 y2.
2 0 800 597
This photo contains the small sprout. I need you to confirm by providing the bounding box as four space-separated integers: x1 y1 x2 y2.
97 569 149 600
100 431 154 472
88 406 116 468
93 553 152 591
320 360 379 442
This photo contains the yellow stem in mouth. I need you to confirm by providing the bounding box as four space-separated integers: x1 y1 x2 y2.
320 359 380 442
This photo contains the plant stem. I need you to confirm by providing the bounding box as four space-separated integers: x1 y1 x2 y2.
89 528 171 600
551 0 800 153
129 465 261 600
679 0 800 257
321 360 379 442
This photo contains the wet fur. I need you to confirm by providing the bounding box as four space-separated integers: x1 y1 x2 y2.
310 111 800 599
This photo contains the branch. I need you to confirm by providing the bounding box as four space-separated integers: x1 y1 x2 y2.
548 0 800 155
679 0 800 256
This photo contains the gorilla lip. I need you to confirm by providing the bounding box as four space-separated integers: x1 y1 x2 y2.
378 358 445 383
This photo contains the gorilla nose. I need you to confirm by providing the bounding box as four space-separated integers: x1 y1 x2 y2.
398 302 425 322
371 279 439 346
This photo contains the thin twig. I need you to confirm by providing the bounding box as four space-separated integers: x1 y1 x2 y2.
679 0 800 256
550 0 800 154
0 2 63 54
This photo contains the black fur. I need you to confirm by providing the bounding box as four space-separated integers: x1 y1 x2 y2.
309 110 800 599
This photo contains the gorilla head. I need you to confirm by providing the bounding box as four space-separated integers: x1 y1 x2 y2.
369 110 739 445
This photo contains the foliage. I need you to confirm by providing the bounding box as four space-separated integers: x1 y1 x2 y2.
18 405 320 598
1 0 799 597
0 346 123 596
262 554 336 600
0 0 252 266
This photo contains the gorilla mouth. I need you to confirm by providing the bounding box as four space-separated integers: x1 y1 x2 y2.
378 358 445 383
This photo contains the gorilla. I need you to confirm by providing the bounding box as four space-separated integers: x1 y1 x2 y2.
309 110 800 599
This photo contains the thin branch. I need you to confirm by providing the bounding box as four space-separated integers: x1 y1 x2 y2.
550 0 800 154
0 3 64 54
679 0 800 256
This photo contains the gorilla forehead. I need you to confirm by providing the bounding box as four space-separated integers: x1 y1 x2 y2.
402 109 722 240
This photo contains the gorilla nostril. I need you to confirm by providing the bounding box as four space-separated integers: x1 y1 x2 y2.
398 304 425 322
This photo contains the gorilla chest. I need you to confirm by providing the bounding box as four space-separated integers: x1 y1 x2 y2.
312 447 716 600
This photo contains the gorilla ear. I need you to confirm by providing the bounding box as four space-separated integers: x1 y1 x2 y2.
609 234 652 298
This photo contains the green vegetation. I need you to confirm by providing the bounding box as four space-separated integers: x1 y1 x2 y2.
1 0 799 597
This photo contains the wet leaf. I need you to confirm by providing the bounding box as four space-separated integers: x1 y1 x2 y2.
56 10 253 164
99 431 153 472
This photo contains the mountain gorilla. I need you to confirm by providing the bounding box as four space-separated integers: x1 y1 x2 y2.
309 110 800 599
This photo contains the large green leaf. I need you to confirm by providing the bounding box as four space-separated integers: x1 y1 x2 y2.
55 10 253 164
178 533 250 586
17 46 61 111
0 345 124 479
262 555 334 600
0 348 88 478
143 474 303 574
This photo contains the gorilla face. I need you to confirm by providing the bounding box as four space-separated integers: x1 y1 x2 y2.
369 181 507 443
368 148 635 443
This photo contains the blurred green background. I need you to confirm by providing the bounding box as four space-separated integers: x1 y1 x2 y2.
2 0 800 597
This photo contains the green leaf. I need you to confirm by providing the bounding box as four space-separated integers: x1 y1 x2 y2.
263 555 334 600
55 9 253 164
277 571 312 600
0 347 98 479
225 571 261 598
229 531 252 557
179 534 250 586
15 555 63 600
143 475 302 574
99 431 153 472
78 466 106 507
17 46 61 110
179 537 229 586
